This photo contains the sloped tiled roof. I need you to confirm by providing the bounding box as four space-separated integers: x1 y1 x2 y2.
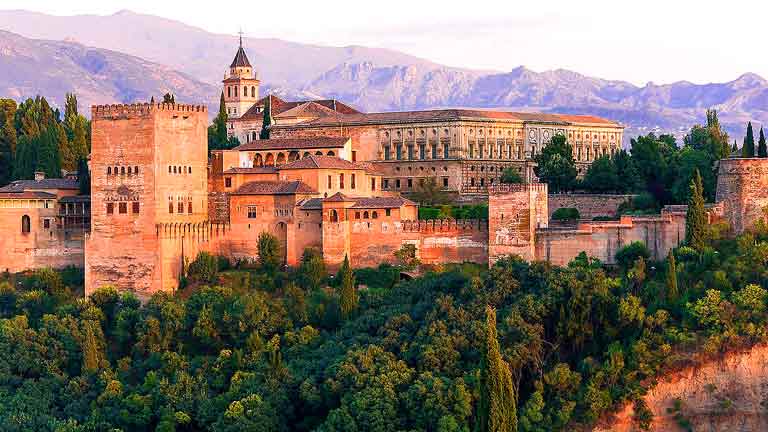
230 45 252 68
277 109 620 128
298 197 324 210
276 101 345 120
279 155 363 171
233 180 316 195
238 95 361 121
233 137 349 152
59 195 91 203
0 178 79 192
222 167 278 174
350 196 416 209
0 191 57 199
323 192 353 202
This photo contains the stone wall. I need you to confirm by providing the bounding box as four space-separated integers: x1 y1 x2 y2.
716 158 768 233
548 193 634 220
488 183 548 265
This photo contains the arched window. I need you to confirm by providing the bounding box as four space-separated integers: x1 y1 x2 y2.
327 151 335 157
168 166 172 173
227 86 231 98
114 166 119 175
276 153 286 165
243 86 248 97
135 166 139 174
254 154 264 166
363 211 369 219
251 86 256 97
252 131 258 141
234 86 238 97
372 211 378 219
330 209 339 222
107 167 112 175
21 215 31 234
303 152 310 158
127 167 132 175
315 151 323 156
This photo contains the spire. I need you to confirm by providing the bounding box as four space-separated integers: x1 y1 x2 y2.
230 31 252 69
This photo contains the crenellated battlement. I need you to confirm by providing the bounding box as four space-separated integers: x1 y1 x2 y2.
91 103 208 120
400 218 488 233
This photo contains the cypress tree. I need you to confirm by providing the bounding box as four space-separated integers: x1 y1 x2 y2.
666 252 678 303
477 306 517 432
743 122 756 157
81 320 106 374
338 255 358 319
685 169 707 251
759 127 767 157
260 95 273 140
78 157 90 194
732 140 738 155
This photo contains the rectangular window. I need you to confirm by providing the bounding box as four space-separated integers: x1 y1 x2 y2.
444 144 449 158
225 177 232 188
432 145 437 159
383 179 389 189
327 175 332 189
396 146 402 160
386 209 391 217
469 145 474 159
351 174 356 189
43 219 50 229
355 211 360 219
407 145 414 160
419 145 426 160
247 206 257 218
178 202 184 214
352 151 357 162
443 177 449 188
107 203 114 215
371 178 376 191
119 202 127 214
188 202 192 214
384 146 391 160
395 179 401 189
168 202 173 214
479 144 484 159
340 173 345 189
407 178 413 189
132 202 140 214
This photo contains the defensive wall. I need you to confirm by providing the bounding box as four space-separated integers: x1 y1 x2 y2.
716 158 768 233
548 193 635 220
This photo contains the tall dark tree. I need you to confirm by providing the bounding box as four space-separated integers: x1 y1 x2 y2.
533 134 577 193
582 155 618 193
612 149 641 193
77 157 90 195
666 252 678 303
630 133 677 205
338 255 357 320
260 95 273 140
685 169 707 251
0 100 16 186
258 232 282 272
162 93 176 104
759 127 767 158
742 122 755 157
477 306 517 432
732 140 738 155
37 126 62 178
208 92 230 153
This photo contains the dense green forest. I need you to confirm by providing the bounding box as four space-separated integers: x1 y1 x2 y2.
1 183 767 431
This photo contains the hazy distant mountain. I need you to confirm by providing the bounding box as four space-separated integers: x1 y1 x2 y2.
2 9 768 141
0 30 216 111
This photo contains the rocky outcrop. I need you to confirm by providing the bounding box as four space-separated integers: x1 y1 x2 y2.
593 344 768 432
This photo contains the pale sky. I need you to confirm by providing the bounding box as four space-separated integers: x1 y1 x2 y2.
2 0 764 85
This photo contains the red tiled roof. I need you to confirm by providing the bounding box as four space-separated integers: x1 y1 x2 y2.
276 109 620 128
275 102 345 120
0 191 57 199
238 95 361 121
298 197 324 210
222 167 278 174
350 196 416 209
0 178 79 192
233 137 349 152
278 155 362 171
233 180 316 195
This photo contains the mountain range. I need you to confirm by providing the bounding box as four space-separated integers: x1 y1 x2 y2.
1 9 767 142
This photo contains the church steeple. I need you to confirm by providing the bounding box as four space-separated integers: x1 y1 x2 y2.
222 34 260 120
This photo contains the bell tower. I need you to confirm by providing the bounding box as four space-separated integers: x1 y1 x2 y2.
223 33 260 119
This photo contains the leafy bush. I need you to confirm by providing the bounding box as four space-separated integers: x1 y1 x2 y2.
187 251 219 284
552 207 580 221
615 241 651 270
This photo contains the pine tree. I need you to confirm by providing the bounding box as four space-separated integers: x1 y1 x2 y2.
338 255 358 319
666 252 678 303
743 122 756 157
78 157 90 194
477 306 517 432
260 95 273 140
759 127 767 157
685 169 707 251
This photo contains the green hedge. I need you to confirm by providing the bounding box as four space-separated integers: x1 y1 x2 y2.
418 204 489 220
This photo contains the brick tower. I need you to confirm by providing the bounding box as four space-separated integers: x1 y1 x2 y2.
85 103 208 298
222 35 260 119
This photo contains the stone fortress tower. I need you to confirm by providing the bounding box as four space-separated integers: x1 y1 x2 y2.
222 34 260 119
85 103 209 297
716 158 768 233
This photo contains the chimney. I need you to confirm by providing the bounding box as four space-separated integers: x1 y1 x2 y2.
34 171 45 181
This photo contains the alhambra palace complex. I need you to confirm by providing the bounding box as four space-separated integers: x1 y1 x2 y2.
0 43 763 297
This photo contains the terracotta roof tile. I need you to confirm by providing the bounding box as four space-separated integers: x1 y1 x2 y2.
223 167 279 174
323 192 353 202
0 178 79 192
233 180 316 195
298 197 324 210
238 95 360 121
350 196 416 209
279 155 362 170
0 191 57 199
233 137 349 152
